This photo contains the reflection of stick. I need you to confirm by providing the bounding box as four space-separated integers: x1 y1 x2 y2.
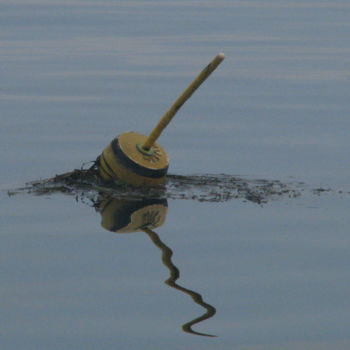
142 53 225 151
143 227 216 337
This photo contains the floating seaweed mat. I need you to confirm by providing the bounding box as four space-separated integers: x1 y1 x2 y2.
9 168 305 204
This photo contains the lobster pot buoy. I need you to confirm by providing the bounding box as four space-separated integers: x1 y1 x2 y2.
98 53 224 187
98 197 168 233
98 132 169 187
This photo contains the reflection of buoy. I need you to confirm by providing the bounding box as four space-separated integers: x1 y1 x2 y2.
98 53 225 186
98 198 168 233
97 196 216 336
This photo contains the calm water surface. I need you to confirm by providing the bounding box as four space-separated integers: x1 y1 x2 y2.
1 1 350 349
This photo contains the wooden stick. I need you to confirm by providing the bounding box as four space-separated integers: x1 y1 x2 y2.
142 53 225 151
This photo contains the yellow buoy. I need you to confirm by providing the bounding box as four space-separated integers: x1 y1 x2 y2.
99 132 169 186
98 53 225 186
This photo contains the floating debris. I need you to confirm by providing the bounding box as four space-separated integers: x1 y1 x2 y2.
9 168 304 204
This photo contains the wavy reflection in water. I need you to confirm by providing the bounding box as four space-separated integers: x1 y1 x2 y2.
97 196 216 337
143 227 216 337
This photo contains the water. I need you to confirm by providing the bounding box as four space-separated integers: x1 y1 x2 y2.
1 1 350 349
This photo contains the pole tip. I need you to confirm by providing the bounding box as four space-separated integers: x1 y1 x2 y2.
217 52 225 60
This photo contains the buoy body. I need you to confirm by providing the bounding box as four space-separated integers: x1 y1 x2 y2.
99 132 169 187
99 198 168 233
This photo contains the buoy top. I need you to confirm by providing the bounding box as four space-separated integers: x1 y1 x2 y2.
118 132 169 171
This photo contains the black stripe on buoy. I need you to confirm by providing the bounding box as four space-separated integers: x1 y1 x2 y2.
100 152 118 179
111 138 168 179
